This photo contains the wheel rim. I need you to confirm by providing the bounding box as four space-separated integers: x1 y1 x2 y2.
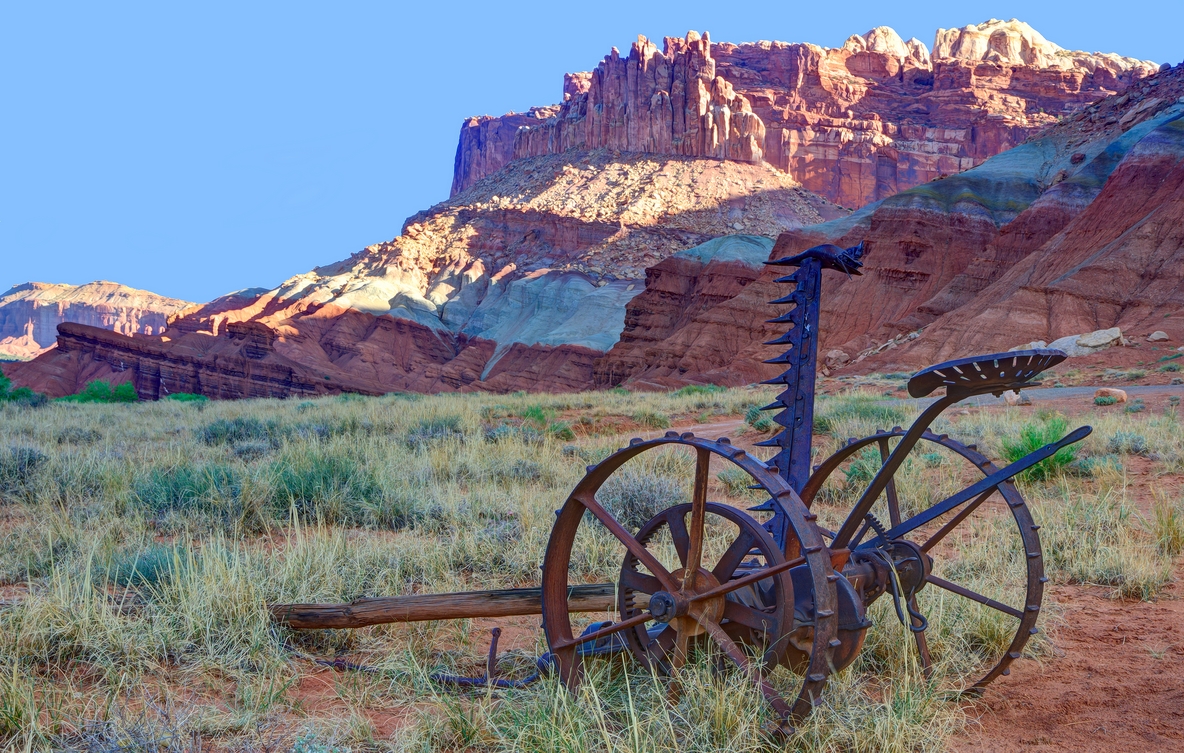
802 428 1044 692
541 432 838 726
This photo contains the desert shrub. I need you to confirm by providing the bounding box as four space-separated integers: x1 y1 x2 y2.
58 380 138 403
548 421 576 440
271 446 384 524
1156 353 1181 362
163 392 208 402
484 424 545 445
744 405 774 432
920 452 945 467
406 416 464 449
717 467 759 498
1094 395 1117 406
1001 414 1077 481
597 468 684 531
1152 498 1184 557
200 416 284 447
1126 370 1147 380
0 373 48 408
814 393 906 433
1125 398 1146 414
671 384 724 397
133 462 241 514
55 427 103 445
1159 363 1180 372
0 446 48 499
633 410 671 429
1107 431 1149 456
843 447 882 487
101 543 184 588
232 440 272 460
520 405 552 426
1066 454 1123 477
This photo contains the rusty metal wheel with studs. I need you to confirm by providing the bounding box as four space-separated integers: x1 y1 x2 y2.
802 428 1045 692
541 432 839 728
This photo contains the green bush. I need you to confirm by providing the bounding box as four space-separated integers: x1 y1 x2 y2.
547 421 576 440
272 447 385 525
1155 353 1181 363
163 392 208 402
101 543 184 588
133 462 242 513
744 405 774 433
633 410 671 429
0 446 47 499
1158 363 1180 373
200 416 284 446
406 416 464 449
598 469 684 531
1107 431 1149 456
1001 415 1077 481
814 394 907 433
0 373 48 408
671 384 724 397
57 380 138 403
1094 395 1118 406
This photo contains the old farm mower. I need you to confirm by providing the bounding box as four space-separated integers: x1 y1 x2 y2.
271 242 1090 732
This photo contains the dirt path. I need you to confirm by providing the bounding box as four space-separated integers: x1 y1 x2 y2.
950 577 1184 752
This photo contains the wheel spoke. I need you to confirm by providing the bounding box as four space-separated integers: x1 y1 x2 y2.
927 574 1023 619
645 624 677 663
576 493 676 591
688 555 804 603
722 601 777 633
879 438 903 527
920 489 995 553
665 509 691 565
671 626 691 670
700 618 793 719
685 448 711 576
550 609 655 650
711 530 756 583
620 568 663 595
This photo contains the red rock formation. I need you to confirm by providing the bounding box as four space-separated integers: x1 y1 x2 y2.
453 21 1157 208
596 64 1184 385
0 281 192 360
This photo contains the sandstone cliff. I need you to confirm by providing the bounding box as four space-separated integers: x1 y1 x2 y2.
4 152 840 397
453 20 1157 209
0 282 192 360
595 63 1184 386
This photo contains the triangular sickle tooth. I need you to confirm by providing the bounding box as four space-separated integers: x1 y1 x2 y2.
759 376 788 385
759 402 781 411
763 333 796 346
763 353 794 365
754 437 781 447
766 312 799 324
772 274 803 284
768 294 801 305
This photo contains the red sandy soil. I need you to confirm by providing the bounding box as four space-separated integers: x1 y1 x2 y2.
950 577 1184 752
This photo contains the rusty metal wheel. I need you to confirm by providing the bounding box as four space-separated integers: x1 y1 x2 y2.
617 502 791 674
802 428 1045 692
541 432 839 728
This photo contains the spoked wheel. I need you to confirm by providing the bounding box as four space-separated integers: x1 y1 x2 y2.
618 502 789 674
801 428 1044 692
541 432 838 728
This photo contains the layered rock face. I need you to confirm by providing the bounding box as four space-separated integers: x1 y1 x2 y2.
453 20 1157 208
596 64 1184 386
5 152 840 397
0 282 192 360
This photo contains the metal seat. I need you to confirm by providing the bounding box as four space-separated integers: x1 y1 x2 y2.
907 349 1067 398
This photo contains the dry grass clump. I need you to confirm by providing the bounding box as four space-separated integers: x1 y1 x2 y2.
0 385 1175 750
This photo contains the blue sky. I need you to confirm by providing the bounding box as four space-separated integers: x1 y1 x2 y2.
2 1 1179 303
